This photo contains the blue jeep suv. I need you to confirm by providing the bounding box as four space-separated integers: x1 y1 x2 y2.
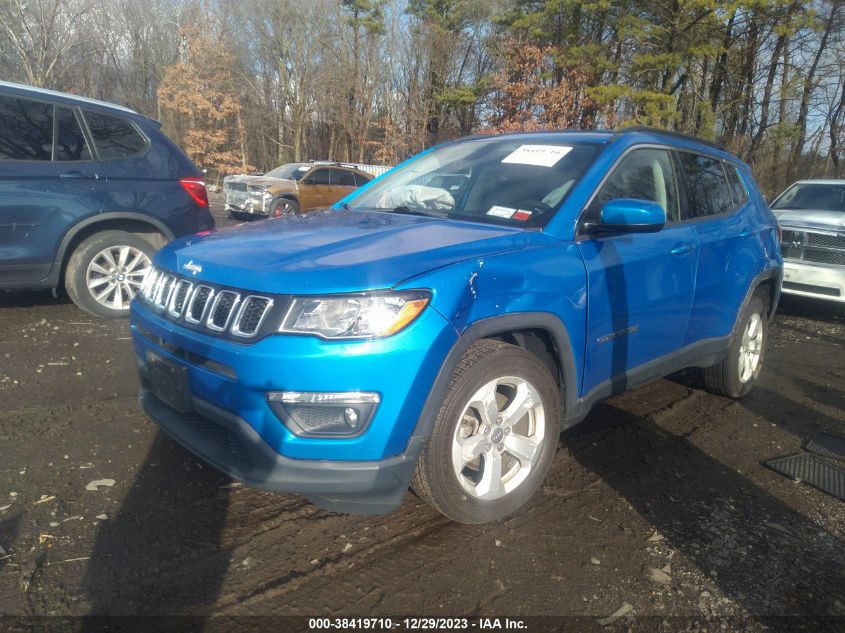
131 128 782 523
0 81 214 317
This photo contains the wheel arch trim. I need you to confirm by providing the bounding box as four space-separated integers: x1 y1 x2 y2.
55 212 174 271
408 312 579 449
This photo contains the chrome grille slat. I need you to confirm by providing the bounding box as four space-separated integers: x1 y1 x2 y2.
231 296 273 338
154 274 176 310
206 291 241 332
185 285 215 325
168 279 194 318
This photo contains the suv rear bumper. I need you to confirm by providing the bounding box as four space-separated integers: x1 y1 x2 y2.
140 389 421 514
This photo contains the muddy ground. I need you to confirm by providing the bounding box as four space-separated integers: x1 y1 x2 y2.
1 198 844 632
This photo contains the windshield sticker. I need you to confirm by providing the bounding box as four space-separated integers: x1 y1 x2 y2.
487 205 517 219
512 209 533 221
297 166 310 171
501 145 573 167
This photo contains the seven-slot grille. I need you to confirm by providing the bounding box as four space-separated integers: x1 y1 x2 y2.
781 229 845 267
138 269 273 339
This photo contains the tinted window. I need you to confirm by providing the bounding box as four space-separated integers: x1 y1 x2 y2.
332 169 356 186
591 148 679 222
678 153 734 218
352 172 370 186
308 169 331 185
725 165 747 206
55 107 91 161
0 95 53 161
84 111 146 159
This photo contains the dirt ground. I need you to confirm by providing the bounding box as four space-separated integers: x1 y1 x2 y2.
1 198 844 632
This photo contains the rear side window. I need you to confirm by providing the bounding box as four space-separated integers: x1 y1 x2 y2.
84 111 146 159
332 169 356 186
590 148 680 222
678 152 734 218
353 172 371 186
55 107 91 161
725 165 748 206
0 95 53 161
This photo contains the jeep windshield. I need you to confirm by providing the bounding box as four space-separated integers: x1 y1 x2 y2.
772 183 845 213
264 163 311 181
346 138 601 227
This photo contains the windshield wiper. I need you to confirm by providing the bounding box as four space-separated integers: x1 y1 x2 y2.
391 205 448 218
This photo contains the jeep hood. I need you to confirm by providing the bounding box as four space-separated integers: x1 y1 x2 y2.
773 209 845 232
156 210 542 295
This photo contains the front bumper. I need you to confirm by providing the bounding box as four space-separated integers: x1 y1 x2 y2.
781 260 845 302
131 300 458 511
140 389 421 514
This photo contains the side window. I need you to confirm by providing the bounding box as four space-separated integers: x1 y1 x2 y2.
677 152 734 218
308 169 331 185
352 172 370 186
332 169 357 186
55 107 91 161
725 165 748 206
0 95 53 161
84 111 146 160
590 148 679 223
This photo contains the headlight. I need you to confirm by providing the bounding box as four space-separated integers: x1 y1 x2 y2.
280 291 430 339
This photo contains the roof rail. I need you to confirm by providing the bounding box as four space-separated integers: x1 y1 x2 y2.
613 126 727 152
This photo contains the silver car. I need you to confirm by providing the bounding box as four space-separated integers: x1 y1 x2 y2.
772 180 845 303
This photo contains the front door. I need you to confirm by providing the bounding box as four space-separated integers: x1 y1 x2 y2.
577 147 698 397
0 95 105 283
297 167 333 210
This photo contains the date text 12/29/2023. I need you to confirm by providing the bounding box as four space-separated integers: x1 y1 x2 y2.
308 618 528 630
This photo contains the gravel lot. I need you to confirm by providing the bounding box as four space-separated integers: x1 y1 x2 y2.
1 197 844 631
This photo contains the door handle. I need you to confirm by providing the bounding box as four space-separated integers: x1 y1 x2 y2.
59 171 98 180
670 243 695 256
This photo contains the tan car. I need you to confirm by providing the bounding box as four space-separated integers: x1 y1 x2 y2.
224 162 374 219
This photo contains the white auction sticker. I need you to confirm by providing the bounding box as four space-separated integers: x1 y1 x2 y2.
487 205 517 218
501 144 573 167
297 166 310 171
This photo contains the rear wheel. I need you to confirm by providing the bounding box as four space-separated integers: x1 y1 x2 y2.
270 197 299 218
412 340 560 524
700 294 768 398
64 230 155 318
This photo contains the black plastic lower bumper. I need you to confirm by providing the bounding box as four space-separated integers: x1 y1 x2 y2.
139 390 421 515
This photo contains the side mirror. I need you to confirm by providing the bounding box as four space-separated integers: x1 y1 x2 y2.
304 177 317 185
594 198 666 234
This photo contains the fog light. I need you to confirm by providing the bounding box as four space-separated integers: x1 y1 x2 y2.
267 391 379 437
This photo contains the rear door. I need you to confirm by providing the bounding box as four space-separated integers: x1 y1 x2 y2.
0 94 105 283
578 147 699 395
675 152 757 346
329 168 358 202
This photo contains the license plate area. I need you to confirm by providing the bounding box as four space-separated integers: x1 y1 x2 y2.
146 351 191 412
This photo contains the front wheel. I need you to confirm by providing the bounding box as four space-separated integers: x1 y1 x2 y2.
700 294 768 398
270 197 299 218
412 340 560 524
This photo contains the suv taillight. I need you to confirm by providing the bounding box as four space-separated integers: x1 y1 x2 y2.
179 177 209 208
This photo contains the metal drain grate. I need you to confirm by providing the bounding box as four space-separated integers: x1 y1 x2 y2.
805 433 845 461
765 453 845 501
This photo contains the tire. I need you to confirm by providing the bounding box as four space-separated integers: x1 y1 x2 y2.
64 230 156 318
270 196 299 218
412 339 560 524
700 294 768 398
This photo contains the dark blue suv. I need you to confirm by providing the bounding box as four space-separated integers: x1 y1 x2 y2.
132 129 782 523
0 81 214 317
